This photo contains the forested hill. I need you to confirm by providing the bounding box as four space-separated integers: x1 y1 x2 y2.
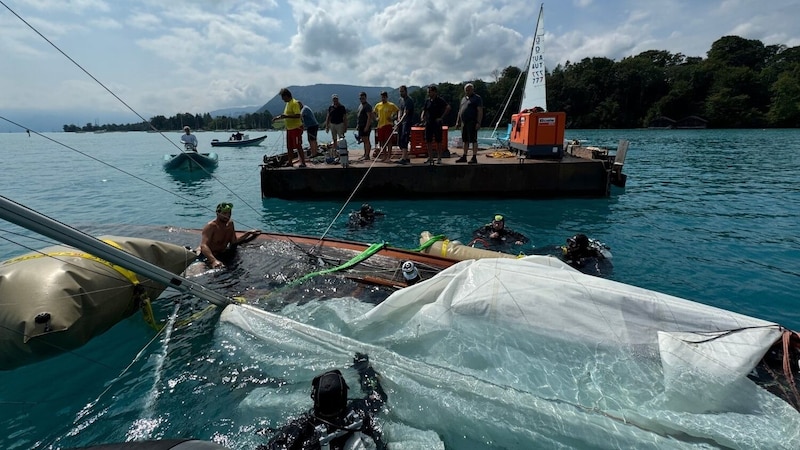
66 35 800 132
256 84 415 116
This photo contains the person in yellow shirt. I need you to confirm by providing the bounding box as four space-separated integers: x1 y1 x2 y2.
373 91 399 162
272 88 307 167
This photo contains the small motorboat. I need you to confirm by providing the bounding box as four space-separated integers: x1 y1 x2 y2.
163 143 218 171
210 134 267 148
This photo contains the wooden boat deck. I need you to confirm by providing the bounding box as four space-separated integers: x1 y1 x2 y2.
260 144 624 200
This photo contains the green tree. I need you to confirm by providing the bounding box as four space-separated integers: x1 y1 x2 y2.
767 67 800 127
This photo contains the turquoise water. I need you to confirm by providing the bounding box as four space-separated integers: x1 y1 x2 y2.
1 128 799 448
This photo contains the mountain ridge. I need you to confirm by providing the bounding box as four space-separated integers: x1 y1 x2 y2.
253 83 421 116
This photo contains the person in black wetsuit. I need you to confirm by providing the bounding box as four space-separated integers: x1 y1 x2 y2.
261 353 387 450
561 233 604 268
471 214 529 251
347 203 384 228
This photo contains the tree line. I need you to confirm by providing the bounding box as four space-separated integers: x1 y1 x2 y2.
66 35 799 132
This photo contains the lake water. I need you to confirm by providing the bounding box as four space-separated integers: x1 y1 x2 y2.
1 128 799 449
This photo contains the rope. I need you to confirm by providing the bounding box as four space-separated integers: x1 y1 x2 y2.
314 112 408 252
0 1 263 225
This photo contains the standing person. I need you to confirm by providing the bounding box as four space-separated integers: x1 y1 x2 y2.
298 101 320 158
180 126 198 151
419 84 451 164
356 92 375 161
455 83 483 164
197 202 261 269
395 85 415 165
374 91 399 162
324 94 348 150
260 353 388 450
272 88 306 168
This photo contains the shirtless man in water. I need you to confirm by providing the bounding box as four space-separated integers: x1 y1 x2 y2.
198 202 261 269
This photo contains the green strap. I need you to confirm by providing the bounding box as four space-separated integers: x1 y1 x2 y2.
406 234 447 252
289 242 388 286
285 235 446 287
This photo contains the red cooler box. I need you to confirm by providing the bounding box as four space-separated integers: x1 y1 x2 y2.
410 126 448 157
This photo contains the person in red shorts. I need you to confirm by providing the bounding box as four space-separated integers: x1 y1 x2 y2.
273 88 306 168
374 91 399 162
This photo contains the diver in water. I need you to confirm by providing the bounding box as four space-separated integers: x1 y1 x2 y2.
261 353 387 450
561 233 608 268
348 203 384 228
471 214 529 251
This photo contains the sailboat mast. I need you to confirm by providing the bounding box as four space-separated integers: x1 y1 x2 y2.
0 196 232 307
519 4 546 111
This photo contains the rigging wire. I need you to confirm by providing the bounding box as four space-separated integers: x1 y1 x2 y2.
0 1 263 222
314 112 407 252
0 116 254 225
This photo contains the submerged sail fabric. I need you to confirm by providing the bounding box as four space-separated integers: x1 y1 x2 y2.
0 236 196 370
221 257 798 448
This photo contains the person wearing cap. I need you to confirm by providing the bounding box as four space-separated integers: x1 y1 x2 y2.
373 91 399 162
455 83 483 164
273 88 306 167
356 92 375 161
261 353 387 450
472 214 529 251
419 84 451 164
197 202 261 269
324 94 348 148
180 126 198 151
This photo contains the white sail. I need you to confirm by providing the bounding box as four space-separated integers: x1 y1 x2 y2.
520 4 547 111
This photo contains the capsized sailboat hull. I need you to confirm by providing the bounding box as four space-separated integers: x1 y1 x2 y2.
0 236 197 370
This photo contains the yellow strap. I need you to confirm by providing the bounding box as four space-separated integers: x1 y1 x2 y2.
173 296 245 328
440 239 449 257
2 238 140 285
175 304 218 328
140 296 162 331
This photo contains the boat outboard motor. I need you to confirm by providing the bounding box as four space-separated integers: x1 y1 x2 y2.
401 261 421 285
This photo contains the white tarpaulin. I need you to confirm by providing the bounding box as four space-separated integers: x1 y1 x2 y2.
221 256 797 449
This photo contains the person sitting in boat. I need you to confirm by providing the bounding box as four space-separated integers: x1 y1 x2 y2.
260 353 388 450
560 233 607 268
180 126 198 151
348 203 384 228
197 202 261 269
230 131 243 141
471 214 529 251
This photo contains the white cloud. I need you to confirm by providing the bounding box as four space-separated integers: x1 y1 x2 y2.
1 0 798 122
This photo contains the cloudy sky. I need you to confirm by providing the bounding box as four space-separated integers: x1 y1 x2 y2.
1 0 798 123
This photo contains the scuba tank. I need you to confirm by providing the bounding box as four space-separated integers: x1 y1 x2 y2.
315 416 366 450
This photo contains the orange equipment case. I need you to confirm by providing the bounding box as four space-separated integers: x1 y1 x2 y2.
509 112 565 158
